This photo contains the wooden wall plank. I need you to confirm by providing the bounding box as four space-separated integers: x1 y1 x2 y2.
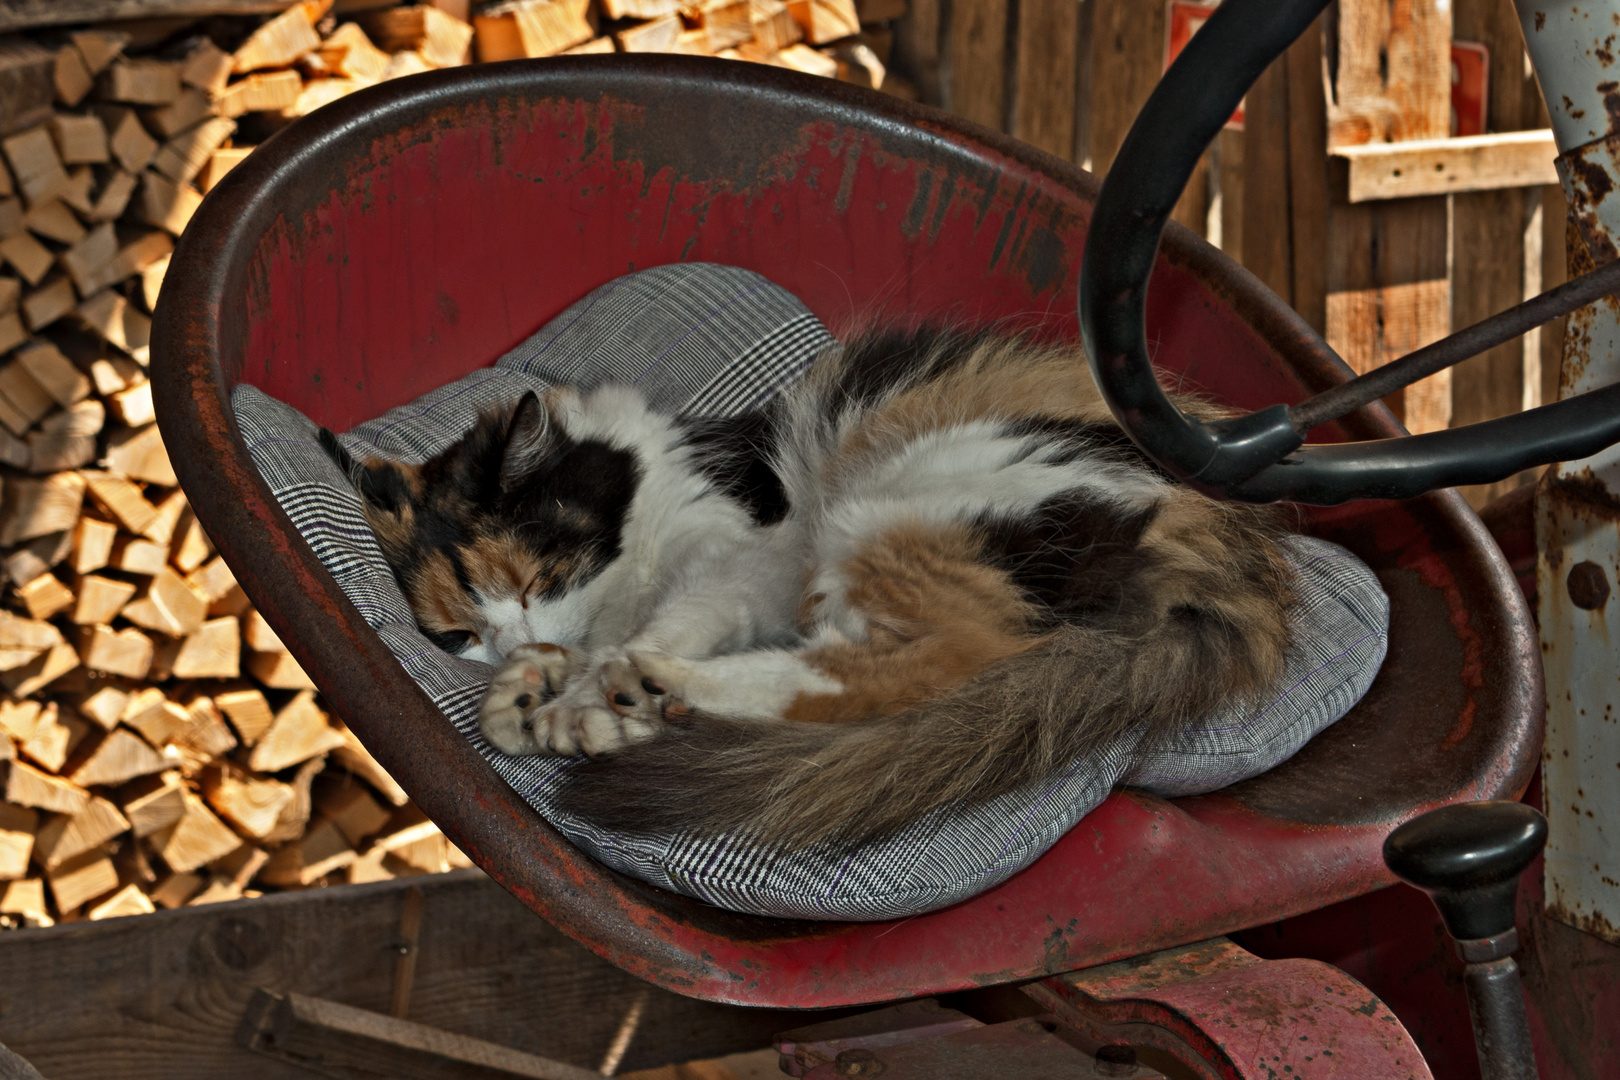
1285 17 1329 334
893 0 943 105
1011 0 1078 159
1240 41 1294 304
1085 0 1165 177
0 872 840 1080
944 0 1009 129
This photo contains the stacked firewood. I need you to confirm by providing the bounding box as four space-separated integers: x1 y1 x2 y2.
0 0 909 928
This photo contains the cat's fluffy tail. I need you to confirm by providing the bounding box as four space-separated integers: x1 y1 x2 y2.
552 605 1286 852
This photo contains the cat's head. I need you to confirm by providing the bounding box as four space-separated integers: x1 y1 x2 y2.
320 390 640 664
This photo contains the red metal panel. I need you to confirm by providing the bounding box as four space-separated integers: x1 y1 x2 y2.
151 58 1541 1008
1031 938 1434 1079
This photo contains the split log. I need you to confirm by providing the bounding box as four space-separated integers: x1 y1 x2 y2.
0 877 50 926
233 2 326 74
785 0 857 43
215 687 274 747
73 574 135 625
142 487 186 545
203 764 295 841
134 169 201 235
71 32 130 76
23 198 86 243
120 771 186 838
3 531 71 590
98 59 182 105
2 759 91 815
85 352 141 398
750 0 802 49
198 147 252 193
0 699 41 741
672 29 713 53
247 649 317 690
214 71 302 118
46 846 118 912
333 724 408 806
21 275 75 331
179 39 232 95
562 36 615 53
33 794 129 871
98 106 156 173
0 198 19 238
16 340 91 407
172 508 212 572
315 779 391 846
171 615 240 680
2 126 69 205
76 686 126 730
25 430 98 474
379 50 435 80
263 752 326 844
88 881 154 919
54 46 94 109
616 15 684 51
148 870 200 908
0 308 22 352
240 608 286 653
122 567 207 638
151 116 236 187
88 168 137 222
146 87 212 138
48 114 107 165
68 728 168 787
0 230 53 285
111 536 168 575
76 289 151 361
0 802 36 880
176 695 238 762
71 516 117 573
149 789 241 873
0 276 18 310
185 554 238 605
320 23 391 80
363 5 476 66
286 78 372 118
2 641 80 698
695 0 753 50
140 251 168 310
189 845 268 904
78 624 153 679
16 572 72 619
59 165 93 214
260 816 355 886
75 229 172 298
0 472 86 546
249 690 345 772
82 471 156 533
0 426 24 470
20 704 88 773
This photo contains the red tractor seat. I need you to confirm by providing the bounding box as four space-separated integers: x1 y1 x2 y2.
150 58 1541 1009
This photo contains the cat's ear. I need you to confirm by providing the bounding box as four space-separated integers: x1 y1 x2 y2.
498 391 550 492
320 428 413 515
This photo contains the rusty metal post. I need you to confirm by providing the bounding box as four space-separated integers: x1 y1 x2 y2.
1514 0 1620 946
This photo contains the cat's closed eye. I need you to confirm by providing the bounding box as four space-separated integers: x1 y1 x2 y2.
426 628 479 655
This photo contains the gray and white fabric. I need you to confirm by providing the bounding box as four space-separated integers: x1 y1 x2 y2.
234 262 1390 921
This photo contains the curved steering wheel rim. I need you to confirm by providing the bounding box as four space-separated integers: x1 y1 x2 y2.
1081 0 1620 504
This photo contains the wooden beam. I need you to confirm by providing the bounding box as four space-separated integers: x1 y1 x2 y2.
1334 130 1559 202
241 989 604 1080
0 872 843 1079
0 1 299 32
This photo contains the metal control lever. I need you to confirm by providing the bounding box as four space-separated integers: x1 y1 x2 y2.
1384 801 1548 1080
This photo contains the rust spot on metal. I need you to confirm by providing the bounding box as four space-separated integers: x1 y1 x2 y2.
1567 560 1611 610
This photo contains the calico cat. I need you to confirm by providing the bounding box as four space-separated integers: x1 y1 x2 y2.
322 328 1295 849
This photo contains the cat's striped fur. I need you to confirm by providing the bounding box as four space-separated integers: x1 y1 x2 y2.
323 328 1295 850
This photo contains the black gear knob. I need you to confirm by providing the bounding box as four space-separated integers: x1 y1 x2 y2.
1383 801 1547 942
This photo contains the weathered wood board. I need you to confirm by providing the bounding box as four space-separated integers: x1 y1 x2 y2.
0 871 838 1080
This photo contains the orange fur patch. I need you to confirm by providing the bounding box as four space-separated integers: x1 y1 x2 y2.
784 522 1047 724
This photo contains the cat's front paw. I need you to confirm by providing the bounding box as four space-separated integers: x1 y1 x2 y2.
478 643 579 755
598 654 691 725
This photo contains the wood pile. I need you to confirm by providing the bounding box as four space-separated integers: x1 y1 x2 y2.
0 0 914 928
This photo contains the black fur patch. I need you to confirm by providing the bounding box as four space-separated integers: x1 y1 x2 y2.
678 411 790 526
978 492 1161 627
822 326 990 421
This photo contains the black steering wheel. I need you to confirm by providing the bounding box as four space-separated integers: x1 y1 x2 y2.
1082 0 1620 503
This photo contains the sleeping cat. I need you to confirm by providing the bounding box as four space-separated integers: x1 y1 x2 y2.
321 327 1295 849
